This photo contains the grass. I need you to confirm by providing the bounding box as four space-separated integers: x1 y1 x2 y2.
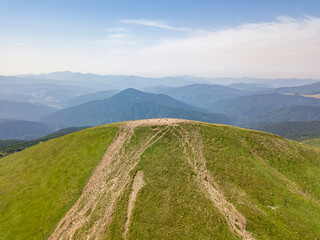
302 138 320 148
107 125 234 240
200 123 320 239
0 125 118 240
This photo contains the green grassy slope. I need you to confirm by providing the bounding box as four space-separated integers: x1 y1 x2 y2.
303 138 320 148
0 125 118 240
0 120 319 239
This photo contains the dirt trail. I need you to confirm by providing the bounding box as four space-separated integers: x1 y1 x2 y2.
49 119 188 240
174 125 255 240
123 171 145 239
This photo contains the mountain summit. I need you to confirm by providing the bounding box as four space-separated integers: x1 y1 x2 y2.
43 89 229 127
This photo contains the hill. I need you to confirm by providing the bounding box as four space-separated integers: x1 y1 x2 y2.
0 119 55 140
0 75 93 108
0 100 57 121
0 119 319 239
228 83 271 92
62 90 118 108
0 139 24 148
254 105 320 123
254 120 320 141
210 93 320 124
303 138 320 148
268 81 320 94
144 84 249 110
43 88 229 127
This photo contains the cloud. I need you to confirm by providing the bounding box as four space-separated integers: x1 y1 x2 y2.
102 16 320 78
120 19 188 31
2 16 320 79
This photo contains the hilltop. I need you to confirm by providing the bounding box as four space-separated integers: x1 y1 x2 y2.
0 119 319 239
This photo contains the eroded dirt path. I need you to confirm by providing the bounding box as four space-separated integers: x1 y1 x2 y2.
173 125 255 240
49 119 188 240
123 171 145 239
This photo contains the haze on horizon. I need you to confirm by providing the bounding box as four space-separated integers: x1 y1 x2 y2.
1 0 320 79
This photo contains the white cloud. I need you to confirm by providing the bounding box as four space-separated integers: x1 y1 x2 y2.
120 19 189 31
104 16 320 78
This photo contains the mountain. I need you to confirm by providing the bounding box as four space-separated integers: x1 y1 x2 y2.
228 83 272 92
210 93 320 124
43 88 229 127
0 75 94 108
0 119 55 140
256 105 320 123
143 84 250 110
0 100 57 121
22 71 199 89
21 72 320 89
0 139 24 148
1 119 319 239
268 81 320 94
62 90 119 108
254 120 320 141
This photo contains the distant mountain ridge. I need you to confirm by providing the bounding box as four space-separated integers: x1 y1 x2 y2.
0 100 57 121
43 88 230 127
0 119 55 140
62 90 119 108
209 93 320 124
143 83 251 110
255 120 320 141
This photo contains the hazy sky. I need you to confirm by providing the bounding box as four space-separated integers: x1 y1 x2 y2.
1 0 320 78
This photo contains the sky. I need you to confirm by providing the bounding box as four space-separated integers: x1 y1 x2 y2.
1 0 320 78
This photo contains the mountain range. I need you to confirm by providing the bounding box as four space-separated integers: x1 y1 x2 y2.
43 88 230 127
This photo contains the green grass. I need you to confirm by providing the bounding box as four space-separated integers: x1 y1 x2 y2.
302 138 320 148
0 125 118 240
200 124 320 239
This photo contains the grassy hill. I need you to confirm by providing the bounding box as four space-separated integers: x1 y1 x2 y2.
0 119 319 239
303 138 320 148
43 88 229 127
